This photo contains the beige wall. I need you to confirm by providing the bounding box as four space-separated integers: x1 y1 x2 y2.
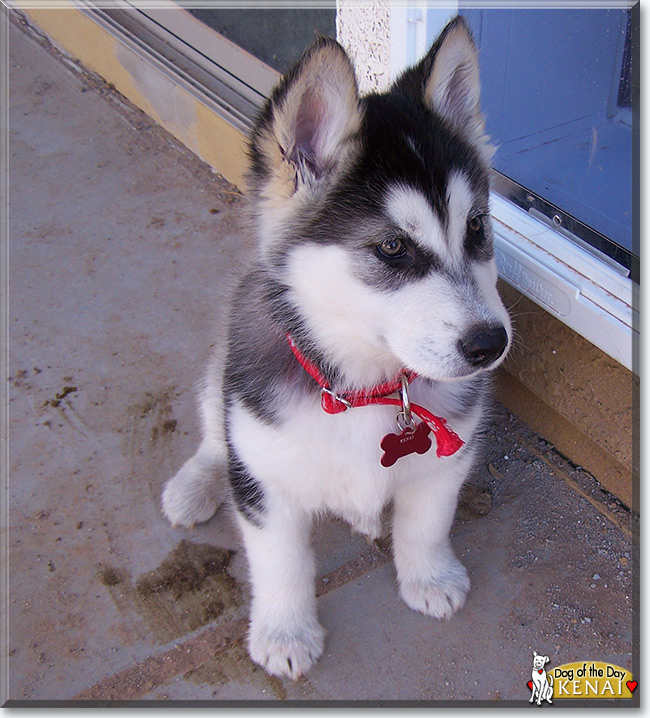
496 283 635 507
19 4 249 189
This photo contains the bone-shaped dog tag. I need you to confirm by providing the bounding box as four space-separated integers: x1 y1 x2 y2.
380 421 432 467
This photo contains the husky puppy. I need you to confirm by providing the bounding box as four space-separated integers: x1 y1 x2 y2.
162 17 511 680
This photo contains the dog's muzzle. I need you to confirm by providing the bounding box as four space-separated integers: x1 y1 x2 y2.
458 324 509 368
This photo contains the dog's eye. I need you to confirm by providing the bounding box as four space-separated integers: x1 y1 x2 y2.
464 213 493 260
467 215 484 237
377 237 407 258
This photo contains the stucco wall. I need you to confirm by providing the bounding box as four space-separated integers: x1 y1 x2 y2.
497 283 635 507
336 0 392 94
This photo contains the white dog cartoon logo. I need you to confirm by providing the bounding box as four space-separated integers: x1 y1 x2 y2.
529 651 554 705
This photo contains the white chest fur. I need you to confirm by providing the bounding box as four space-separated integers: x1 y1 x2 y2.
227 377 483 531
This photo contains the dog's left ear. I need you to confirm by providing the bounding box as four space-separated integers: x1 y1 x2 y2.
401 17 493 160
249 36 362 199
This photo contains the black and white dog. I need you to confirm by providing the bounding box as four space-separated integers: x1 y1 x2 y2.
162 17 511 679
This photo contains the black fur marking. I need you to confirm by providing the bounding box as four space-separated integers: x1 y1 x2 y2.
373 231 441 278
362 229 440 290
276 88 492 279
464 214 494 262
281 93 491 290
263 275 344 389
223 269 317 425
358 92 490 222
445 373 490 420
227 446 266 524
263 80 493 291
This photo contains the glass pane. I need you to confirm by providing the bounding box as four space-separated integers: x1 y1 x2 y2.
455 7 636 266
187 8 336 75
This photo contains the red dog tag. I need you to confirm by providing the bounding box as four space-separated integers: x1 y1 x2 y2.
380 421 432 467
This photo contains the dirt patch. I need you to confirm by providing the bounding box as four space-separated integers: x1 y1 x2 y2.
99 540 243 644
130 387 178 422
182 640 290 700
97 565 128 588
458 482 493 520
10 368 31 389
151 418 177 442
136 539 237 603
42 385 78 408
124 386 181 500
74 620 249 701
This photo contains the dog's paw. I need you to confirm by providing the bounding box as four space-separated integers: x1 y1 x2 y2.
161 457 224 528
248 620 325 680
399 557 470 620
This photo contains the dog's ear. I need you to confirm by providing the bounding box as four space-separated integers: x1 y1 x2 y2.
422 17 481 132
396 17 493 160
248 37 361 199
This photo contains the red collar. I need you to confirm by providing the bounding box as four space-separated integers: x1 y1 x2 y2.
286 334 464 458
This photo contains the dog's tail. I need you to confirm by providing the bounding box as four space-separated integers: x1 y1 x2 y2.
547 673 554 699
162 356 228 528
161 440 227 528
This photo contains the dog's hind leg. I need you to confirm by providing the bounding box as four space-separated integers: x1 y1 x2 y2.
238 502 324 680
392 453 475 620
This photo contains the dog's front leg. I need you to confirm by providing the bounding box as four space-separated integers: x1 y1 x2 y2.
392 455 472 620
237 502 324 680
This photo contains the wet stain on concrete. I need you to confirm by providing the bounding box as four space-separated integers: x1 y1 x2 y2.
97 565 128 588
74 619 253 701
136 539 237 604
98 539 242 644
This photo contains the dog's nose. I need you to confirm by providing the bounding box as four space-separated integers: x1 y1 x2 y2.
459 324 508 367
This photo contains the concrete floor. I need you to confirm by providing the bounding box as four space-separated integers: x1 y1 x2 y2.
5 17 638 706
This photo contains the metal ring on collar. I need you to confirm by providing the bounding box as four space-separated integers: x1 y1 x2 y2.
396 410 417 432
400 372 412 426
